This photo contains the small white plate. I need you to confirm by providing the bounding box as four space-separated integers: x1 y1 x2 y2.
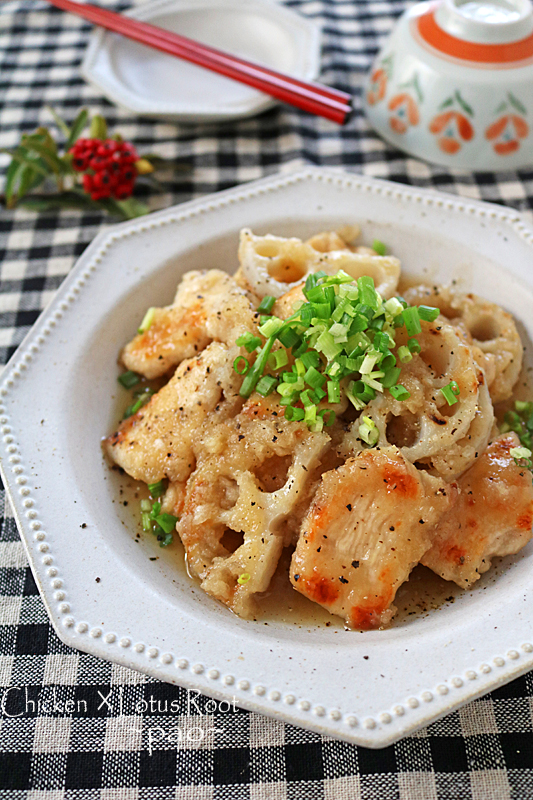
3 168 533 748
81 0 322 122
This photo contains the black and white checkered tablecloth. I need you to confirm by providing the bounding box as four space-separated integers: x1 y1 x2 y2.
2 0 533 796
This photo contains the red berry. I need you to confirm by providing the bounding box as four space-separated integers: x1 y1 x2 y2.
82 173 94 192
114 181 135 199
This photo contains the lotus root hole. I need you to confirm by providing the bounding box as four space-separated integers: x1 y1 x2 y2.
386 412 421 448
220 528 245 554
253 455 292 492
469 316 500 343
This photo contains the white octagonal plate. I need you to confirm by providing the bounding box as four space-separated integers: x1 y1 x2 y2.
81 0 321 122
2 168 533 748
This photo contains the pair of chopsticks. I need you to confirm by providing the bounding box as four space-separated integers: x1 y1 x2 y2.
44 0 353 124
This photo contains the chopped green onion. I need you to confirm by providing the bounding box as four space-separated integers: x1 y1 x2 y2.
256 375 278 397
418 305 440 322
305 366 326 390
402 306 422 337
142 512 152 532
389 384 410 401
239 337 275 398
315 330 343 361
234 356 249 375
358 276 378 309
440 381 461 406
382 366 401 388
510 446 532 461
148 480 166 498
408 338 421 353
138 307 156 335
398 345 412 364
154 513 178 534
285 406 305 422
124 392 152 418
372 239 386 256
358 416 379 445
278 327 301 349
384 297 404 317
259 317 284 338
257 295 276 314
140 499 152 512
268 349 289 371
304 404 317 425
118 370 140 389
515 400 533 414
236 332 262 352
237 573 251 585
327 381 341 404
319 409 336 427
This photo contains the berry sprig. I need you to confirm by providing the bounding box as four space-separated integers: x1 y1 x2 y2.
1 108 166 220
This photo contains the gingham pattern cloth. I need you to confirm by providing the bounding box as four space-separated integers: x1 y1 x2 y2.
1 0 533 796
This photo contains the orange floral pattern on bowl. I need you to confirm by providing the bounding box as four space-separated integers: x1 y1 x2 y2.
485 114 529 154
429 109 474 153
388 93 419 133
367 68 388 106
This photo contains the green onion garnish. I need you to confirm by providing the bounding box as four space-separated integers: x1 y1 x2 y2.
153 513 178 534
237 573 251 585
236 332 262 352
118 370 140 389
257 295 276 314
440 381 461 406
148 479 166 498
510 446 532 461
418 305 440 322
230 271 434 432
402 306 422 337
233 356 249 375
389 384 410 401
372 239 387 256
398 345 412 364
138 307 156 335
256 375 278 397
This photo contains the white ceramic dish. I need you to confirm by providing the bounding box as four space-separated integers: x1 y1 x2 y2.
81 0 321 122
364 0 533 170
3 168 533 748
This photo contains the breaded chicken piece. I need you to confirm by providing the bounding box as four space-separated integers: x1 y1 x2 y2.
177 396 331 618
421 433 533 587
121 270 260 379
104 342 243 485
290 446 452 629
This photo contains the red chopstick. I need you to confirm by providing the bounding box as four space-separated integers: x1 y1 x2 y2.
44 0 353 124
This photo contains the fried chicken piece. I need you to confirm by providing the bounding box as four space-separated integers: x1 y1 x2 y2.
104 342 243 484
121 270 259 379
290 446 452 629
421 433 533 587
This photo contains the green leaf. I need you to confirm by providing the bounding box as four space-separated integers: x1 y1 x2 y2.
89 114 107 140
113 196 150 219
46 106 71 139
66 108 89 148
2 147 49 205
17 191 99 213
508 92 527 115
20 135 64 175
455 90 473 117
